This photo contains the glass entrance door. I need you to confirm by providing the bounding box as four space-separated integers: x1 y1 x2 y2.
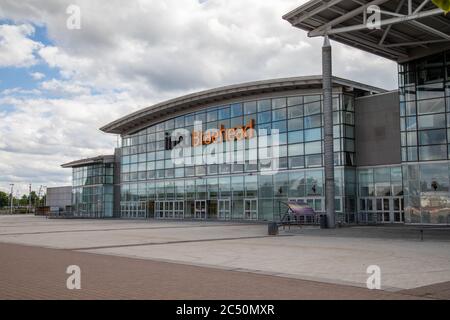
358 197 405 223
173 201 184 219
155 201 165 219
155 201 184 219
244 199 258 220
392 197 404 223
194 200 207 220
218 199 231 220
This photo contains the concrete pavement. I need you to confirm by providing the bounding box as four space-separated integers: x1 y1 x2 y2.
1 215 450 298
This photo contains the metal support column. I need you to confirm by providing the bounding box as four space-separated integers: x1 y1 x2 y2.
322 35 335 229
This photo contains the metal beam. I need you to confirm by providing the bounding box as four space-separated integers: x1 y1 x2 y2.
379 0 406 45
311 0 391 34
309 8 444 36
413 0 430 14
408 20 450 40
382 39 450 47
291 0 347 25
307 15 408 58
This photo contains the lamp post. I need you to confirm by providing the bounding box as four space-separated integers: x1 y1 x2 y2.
29 184 32 214
9 184 14 215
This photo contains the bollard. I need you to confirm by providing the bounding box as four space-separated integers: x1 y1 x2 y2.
420 229 424 241
268 222 279 236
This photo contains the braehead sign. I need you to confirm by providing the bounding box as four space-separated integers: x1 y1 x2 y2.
191 119 255 147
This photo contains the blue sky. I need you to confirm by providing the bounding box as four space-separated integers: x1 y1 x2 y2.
0 0 398 196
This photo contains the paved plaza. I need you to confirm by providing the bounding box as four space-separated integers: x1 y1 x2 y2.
1 215 450 299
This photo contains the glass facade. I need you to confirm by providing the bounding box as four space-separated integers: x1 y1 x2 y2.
72 163 114 218
120 93 357 222
399 49 450 224
357 166 404 224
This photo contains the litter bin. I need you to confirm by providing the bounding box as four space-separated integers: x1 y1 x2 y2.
320 214 328 229
268 222 279 235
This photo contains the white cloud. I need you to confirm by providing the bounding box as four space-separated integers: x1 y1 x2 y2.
30 71 45 80
39 78 91 95
0 24 43 67
0 0 398 194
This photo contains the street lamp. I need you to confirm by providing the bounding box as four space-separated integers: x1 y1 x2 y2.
9 184 14 215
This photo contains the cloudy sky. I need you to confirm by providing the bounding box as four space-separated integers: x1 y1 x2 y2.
0 0 397 195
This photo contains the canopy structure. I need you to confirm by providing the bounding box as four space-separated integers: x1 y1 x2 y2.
283 0 450 62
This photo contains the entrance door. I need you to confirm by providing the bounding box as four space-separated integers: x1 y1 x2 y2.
244 199 258 220
392 197 404 223
218 199 231 220
194 200 207 220
155 201 165 219
165 201 174 219
174 201 184 219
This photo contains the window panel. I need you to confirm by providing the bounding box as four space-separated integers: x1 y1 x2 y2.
288 143 304 156
417 83 445 100
230 103 243 117
287 96 303 106
288 105 303 119
243 101 257 115
304 128 322 142
304 101 321 116
257 99 271 112
288 130 304 144
218 107 230 120
272 108 287 121
418 129 447 145
289 156 304 169
272 98 287 109
207 110 217 122
288 118 303 131
305 141 322 154
304 115 321 129
417 114 446 129
406 116 417 131
407 131 417 146
257 111 272 124
272 120 287 133
419 145 447 161
417 98 445 114
408 147 418 161
305 154 322 167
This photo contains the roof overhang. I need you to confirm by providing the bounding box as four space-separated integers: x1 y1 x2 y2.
100 75 385 135
61 155 115 168
283 0 450 62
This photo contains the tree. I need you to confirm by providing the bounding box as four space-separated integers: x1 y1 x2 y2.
0 191 9 208
19 195 29 206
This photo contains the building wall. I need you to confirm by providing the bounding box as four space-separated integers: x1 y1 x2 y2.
119 90 359 222
399 49 450 224
72 163 114 218
46 186 72 211
355 91 401 167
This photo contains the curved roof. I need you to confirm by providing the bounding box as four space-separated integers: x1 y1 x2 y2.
100 75 385 135
61 155 115 168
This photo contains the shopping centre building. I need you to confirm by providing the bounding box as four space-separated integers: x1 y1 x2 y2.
61 1 450 225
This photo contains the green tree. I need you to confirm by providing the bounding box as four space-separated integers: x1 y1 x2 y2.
0 191 9 208
19 195 29 206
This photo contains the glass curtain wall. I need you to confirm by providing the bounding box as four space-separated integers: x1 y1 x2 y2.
120 93 357 221
72 163 114 218
399 50 450 224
